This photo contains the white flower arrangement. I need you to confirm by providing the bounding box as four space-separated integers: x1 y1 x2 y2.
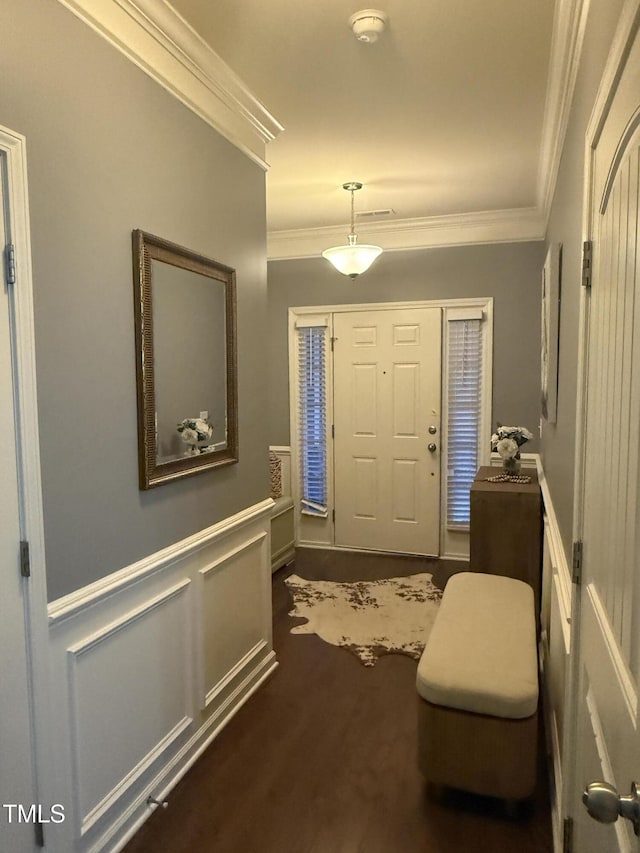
177 417 213 456
491 424 533 463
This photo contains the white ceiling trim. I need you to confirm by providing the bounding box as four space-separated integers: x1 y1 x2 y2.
55 0 573 250
268 208 546 260
55 0 284 170
273 0 589 258
536 0 590 223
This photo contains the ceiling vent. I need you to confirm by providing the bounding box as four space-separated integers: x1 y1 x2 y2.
356 208 396 218
348 9 388 44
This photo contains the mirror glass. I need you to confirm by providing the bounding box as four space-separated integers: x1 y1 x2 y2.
133 230 238 489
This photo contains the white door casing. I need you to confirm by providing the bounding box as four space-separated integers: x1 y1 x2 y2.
572 7 640 850
333 307 442 555
0 149 38 850
0 127 51 851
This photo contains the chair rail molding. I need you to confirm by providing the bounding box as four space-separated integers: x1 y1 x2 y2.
55 0 283 169
48 498 275 624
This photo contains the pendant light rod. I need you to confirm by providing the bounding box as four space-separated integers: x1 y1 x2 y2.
344 181 362 238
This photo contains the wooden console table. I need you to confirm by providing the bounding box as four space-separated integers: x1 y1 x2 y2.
469 466 542 621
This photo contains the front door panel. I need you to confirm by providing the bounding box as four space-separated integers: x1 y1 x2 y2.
333 307 442 555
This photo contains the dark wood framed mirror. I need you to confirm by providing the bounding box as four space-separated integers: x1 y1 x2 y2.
132 230 238 489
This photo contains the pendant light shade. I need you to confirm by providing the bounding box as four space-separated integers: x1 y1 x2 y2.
322 182 383 279
322 236 383 278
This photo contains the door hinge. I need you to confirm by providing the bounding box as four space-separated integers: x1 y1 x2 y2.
332 508 335 523
330 336 335 352
34 820 45 848
582 240 593 288
331 424 335 439
572 540 583 585
20 540 31 578
5 243 16 286
562 816 573 853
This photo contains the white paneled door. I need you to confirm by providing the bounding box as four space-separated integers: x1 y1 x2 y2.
333 308 441 555
0 157 38 852
574 14 640 852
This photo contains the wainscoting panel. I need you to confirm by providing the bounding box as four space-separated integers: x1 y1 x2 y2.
45 499 277 853
538 461 572 853
199 532 270 709
68 580 193 837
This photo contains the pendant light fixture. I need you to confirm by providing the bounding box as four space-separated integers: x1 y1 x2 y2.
322 182 383 279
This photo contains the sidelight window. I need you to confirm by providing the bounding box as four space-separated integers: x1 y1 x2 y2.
445 313 484 529
295 321 328 516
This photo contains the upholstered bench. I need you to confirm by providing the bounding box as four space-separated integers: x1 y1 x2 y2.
416 572 539 802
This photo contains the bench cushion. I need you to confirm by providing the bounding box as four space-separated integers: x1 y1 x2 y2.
416 572 538 719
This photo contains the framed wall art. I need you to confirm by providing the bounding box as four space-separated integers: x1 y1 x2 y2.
541 243 561 424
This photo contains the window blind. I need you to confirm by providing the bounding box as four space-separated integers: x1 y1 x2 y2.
296 326 328 516
447 318 482 528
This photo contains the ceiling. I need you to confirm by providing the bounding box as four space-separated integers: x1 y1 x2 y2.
170 0 556 253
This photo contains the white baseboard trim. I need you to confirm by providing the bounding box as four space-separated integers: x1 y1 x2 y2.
271 543 295 573
294 543 440 560
203 639 268 709
84 715 192 840
104 651 278 853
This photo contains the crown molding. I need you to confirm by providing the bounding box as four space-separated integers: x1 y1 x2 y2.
536 0 590 223
55 0 283 169
268 207 546 260
271 0 587 258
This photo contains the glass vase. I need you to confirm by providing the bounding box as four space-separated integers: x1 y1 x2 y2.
503 456 521 474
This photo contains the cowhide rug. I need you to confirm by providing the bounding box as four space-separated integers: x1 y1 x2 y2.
285 573 443 667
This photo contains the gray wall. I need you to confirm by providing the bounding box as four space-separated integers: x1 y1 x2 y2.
542 0 626 563
2 0 269 600
268 242 546 447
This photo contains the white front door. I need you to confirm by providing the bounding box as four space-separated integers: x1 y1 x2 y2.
333 307 441 555
573 14 640 851
0 156 39 853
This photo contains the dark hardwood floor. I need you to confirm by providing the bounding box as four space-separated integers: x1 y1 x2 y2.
123 549 553 853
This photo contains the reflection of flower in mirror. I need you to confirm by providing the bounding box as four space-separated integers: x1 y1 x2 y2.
177 418 213 455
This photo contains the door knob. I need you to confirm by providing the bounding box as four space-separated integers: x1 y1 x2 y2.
427 443 437 453
428 425 437 434
583 781 640 835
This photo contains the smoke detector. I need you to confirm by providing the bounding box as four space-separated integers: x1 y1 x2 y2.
349 9 388 44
